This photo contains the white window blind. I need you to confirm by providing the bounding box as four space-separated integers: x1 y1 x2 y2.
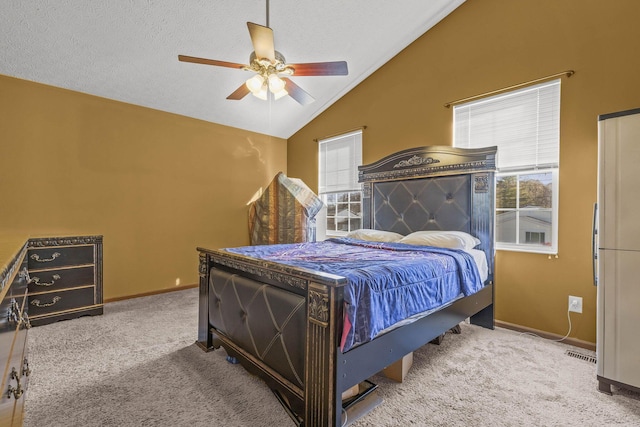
318 130 363 193
453 79 561 254
454 80 560 171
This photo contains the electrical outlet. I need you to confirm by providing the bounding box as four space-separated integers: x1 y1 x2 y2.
568 295 583 313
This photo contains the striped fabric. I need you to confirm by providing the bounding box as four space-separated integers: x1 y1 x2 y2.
249 172 323 245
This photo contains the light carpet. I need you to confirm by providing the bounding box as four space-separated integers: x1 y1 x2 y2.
23 288 640 426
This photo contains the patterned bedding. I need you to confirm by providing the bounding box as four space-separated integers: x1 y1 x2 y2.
225 237 484 352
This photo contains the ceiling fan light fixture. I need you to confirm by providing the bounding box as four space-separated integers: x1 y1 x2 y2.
246 74 265 93
252 84 268 100
267 74 285 93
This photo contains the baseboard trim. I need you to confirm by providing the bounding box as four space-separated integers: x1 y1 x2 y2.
495 320 596 351
104 283 198 303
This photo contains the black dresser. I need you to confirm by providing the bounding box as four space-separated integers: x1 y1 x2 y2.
27 236 103 327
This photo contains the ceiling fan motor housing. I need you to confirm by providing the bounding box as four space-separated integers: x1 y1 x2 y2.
248 51 292 75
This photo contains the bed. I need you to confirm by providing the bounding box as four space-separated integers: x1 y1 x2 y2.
196 145 497 426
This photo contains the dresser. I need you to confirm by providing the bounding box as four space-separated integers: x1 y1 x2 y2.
0 235 103 425
27 236 103 327
0 238 31 426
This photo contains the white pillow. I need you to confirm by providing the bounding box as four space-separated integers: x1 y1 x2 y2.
398 231 481 250
346 229 404 243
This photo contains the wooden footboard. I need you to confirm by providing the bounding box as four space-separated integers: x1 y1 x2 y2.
198 248 350 425
197 248 493 426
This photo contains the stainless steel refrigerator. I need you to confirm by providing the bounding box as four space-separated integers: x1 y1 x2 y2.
596 107 640 394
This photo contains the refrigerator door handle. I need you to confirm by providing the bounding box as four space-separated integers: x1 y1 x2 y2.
592 202 598 286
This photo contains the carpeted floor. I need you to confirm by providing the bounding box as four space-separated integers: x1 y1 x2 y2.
23 288 640 426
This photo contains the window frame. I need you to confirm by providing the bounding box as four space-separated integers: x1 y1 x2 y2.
494 168 559 254
453 79 560 254
321 190 362 237
317 130 363 239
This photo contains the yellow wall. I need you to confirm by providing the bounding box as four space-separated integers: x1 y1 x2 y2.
0 75 286 300
4 0 639 342
288 0 640 344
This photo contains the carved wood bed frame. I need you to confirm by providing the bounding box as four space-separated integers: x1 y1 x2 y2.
197 145 497 426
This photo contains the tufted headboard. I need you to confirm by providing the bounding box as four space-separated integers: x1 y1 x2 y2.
358 145 497 283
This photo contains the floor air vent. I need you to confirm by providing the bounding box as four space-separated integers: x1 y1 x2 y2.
565 349 597 364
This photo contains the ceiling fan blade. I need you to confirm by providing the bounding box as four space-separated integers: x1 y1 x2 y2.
288 61 348 76
226 83 251 100
247 22 276 62
282 78 314 106
178 55 246 69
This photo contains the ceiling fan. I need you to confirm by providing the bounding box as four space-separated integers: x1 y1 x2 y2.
178 1 348 106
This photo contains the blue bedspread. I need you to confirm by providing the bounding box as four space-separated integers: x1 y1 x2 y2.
225 238 483 352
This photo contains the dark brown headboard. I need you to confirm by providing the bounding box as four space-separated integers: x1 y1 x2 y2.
358 145 497 282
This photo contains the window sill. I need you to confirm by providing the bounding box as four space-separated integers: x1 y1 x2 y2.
496 244 558 256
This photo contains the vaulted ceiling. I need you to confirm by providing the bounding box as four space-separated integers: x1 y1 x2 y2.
1 1 465 138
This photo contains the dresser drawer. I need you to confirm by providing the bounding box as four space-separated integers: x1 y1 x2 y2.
28 287 95 317
0 294 27 336
0 317 29 425
28 245 94 270
1 270 28 335
28 266 94 293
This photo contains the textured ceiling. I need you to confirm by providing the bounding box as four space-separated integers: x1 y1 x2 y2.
0 0 465 138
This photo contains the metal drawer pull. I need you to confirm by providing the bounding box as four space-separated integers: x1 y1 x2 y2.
30 252 61 262
31 296 62 307
30 274 61 287
22 359 31 377
7 298 20 326
19 268 30 282
6 368 24 399
22 312 32 329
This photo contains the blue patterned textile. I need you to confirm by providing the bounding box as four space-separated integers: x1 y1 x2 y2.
225 238 483 352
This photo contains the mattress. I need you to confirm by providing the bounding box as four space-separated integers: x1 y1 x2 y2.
226 238 484 352
467 248 489 282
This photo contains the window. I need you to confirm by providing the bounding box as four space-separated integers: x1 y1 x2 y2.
454 79 560 254
318 130 363 237
496 170 557 250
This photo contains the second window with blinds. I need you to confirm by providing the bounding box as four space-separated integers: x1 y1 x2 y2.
318 130 363 238
454 79 561 254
